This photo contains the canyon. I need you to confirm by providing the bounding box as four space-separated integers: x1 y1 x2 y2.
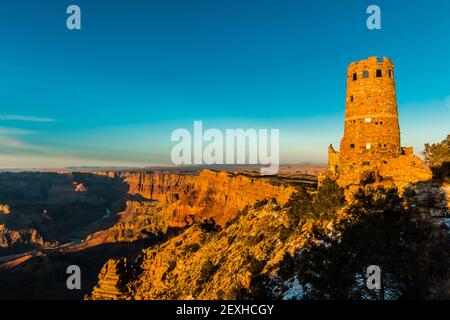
0 168 308 299
0 166 447 300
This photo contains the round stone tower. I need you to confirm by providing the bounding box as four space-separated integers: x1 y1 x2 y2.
338 56 402 183
322 56 432 191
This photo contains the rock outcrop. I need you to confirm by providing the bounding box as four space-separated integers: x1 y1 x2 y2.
85 171 302 300
73 182 87 192
89 258 130 300
88 202 308 300
413 182 450 217
118 170 294 227
0 224 51 254
79 170 296 246
88 185 449 300
0 205 10 215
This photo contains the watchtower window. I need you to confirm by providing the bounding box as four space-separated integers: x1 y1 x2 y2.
376 69 382 77
350 144 355 149
389 70 393 78
350 96 354 102
362 70 369 78
366 143 371 150
353 73 357 81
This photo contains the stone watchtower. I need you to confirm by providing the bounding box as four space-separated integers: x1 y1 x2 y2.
326 57 431 189
341 57 401 161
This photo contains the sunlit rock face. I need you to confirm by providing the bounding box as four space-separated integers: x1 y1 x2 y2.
0 205 9 215
88 202 314 300
86 171 300 300
120 169 294 227
0 170 300 299
89 258 130 300
85 170 295 243
73 182 87 192
0 224 51 253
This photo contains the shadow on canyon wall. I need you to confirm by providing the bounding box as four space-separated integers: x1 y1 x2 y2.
0 172 188 299
0 172 130 252
262 177 449 300
0 170 447 300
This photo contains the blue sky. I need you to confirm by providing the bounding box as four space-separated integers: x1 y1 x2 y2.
0 0 449 168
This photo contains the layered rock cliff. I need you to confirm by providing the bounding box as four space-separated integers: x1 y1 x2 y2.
90 258 130 300
88 181 450 300
126 170 294 225
88 201 313 300
80 170 296 245
0 224 52 254
84 171 304 300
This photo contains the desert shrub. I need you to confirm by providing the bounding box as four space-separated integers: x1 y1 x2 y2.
197 259 218 285
245 233 265 246
423 134 450 182
313 177 345 219
253 199 269 209
285 187 314 226
225 205 249 228
198 218 220 233
227 234 236 246
292 187 450 300
285 178 345 225
360 170 376 185
185 243 200 253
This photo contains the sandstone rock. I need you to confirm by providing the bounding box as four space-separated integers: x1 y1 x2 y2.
73 182 87 192
80 170 296 246
0 205 10 215
87 199 340 300
0 224 50 253
89 258 130 300
413 182 450 217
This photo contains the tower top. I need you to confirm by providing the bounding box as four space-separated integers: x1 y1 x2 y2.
346 56 396 88
348 56 393 68
350 56 392 63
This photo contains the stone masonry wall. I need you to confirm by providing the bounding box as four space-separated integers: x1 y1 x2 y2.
325 56 432 189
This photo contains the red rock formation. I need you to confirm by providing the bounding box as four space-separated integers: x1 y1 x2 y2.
0 205 10 215
70 170 296 248
120 170 294 226
0 224 52 253
73 182 87 192
89 258 130 300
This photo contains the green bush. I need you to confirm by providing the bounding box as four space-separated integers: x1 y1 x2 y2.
423 134 450 182
293 187 450 300
284 178 345 225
